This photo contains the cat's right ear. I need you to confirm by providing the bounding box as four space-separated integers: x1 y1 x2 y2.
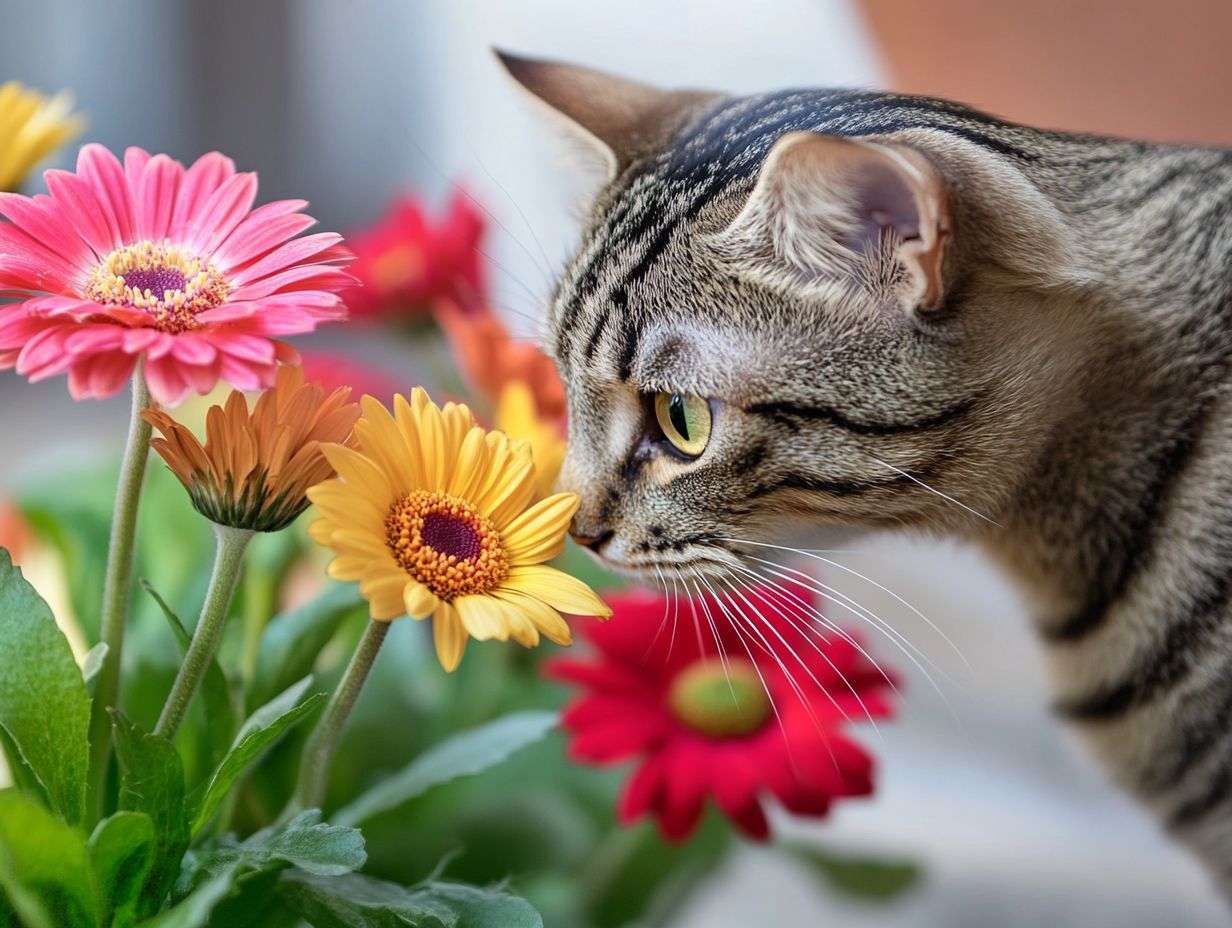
495 51 698 181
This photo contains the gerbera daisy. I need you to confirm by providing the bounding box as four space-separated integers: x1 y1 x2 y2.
0 81 83 192
496 380 566 499
143 365 361 532
307 387 610 671
436 301 566 428
0 144 354 404
548 585 895 841
344 189 487 320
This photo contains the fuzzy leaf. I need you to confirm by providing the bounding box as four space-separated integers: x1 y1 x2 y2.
81 643 109 688
135 862 242 928
111 712 190 920
0 790 96 928
334 711 557 828
280 871 543 928
191 680 324 833
0 549 91 825
89 812 155 928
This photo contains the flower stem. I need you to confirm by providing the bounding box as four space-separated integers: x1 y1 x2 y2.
292 619 390 812
88 367 153 821
155 524 254 739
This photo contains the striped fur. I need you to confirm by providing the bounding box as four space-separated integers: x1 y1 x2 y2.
506 57 1232 896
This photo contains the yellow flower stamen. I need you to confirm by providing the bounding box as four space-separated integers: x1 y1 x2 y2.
385 490 509 600
669 658 771 738
84 240 229 333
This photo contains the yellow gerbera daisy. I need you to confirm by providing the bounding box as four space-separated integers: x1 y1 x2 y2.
0 82 83 192
496 380 567 500
307 387 611 671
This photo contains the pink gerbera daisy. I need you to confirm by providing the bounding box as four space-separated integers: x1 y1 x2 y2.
0 144 355 404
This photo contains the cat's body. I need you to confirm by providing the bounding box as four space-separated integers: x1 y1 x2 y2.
499 54 1232 894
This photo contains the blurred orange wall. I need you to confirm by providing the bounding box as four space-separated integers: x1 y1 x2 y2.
857 0 1232 146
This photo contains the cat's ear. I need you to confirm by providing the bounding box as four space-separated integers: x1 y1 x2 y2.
724 131 951 311
495 50 698 180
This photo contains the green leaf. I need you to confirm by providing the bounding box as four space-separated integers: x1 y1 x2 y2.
135 862 242 928
0 790 96 928
111 712 190 920
786 844 923 903
250 583 364 711
191 680 325 834
280 871 543 928
0 549 91 825
334 711 557 828
0 835 55 928
89 812 155 928
177 810 365 895
81 644 109 688
140 579 236 768
0 721 50 809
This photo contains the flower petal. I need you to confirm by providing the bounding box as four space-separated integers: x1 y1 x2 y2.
432 601 468 672
501 492 578 564
498 565 611 618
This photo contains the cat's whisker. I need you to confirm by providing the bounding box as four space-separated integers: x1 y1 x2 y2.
686 569 743 705
466 145 558 285
750 558 960 715
706 578 852 779
639 565 674 665
728 559 905 696
869 456 1001 527
717 566 886 742
725 560 901 732
719 536 971 674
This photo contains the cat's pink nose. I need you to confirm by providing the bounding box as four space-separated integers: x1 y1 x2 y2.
569 528 614 552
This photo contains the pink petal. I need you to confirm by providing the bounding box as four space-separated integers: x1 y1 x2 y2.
212 199 312 269
16 327 73 376
42 170 122 258
203 331 275 363
170 152 235 234
121 328 164 353
76 144 136 247
86 351 138 398
132 153 183 242
123 147 152 181
183 172 257 255
143 355 191 406
229 264 354 302
178 358 222 395
169 335 217 365
0 210 91 291
218 355 274 391
0 192 94 270
65 326 125 355
227 232 343 287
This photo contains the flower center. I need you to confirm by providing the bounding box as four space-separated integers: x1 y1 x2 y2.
385 490 508 601
669 658 771 738
84 240 229 333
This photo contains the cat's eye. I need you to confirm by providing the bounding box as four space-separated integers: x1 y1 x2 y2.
653 393 712 458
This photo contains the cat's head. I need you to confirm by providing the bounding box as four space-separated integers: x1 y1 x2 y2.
499 53 1093 585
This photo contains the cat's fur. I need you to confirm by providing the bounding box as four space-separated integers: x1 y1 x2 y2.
499 53 1232 894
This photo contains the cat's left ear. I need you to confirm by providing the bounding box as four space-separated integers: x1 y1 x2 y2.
722 131 951 311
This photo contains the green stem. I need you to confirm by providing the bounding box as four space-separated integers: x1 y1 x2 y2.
154 524 253 739
292 619 389 812
88 367 153 822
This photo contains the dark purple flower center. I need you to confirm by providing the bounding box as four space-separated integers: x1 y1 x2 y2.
123 267 187 296
420 511 482 561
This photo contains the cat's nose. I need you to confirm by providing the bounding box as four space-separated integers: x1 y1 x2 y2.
569 527 615 552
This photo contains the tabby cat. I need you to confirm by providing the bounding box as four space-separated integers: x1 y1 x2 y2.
497 52 1232 895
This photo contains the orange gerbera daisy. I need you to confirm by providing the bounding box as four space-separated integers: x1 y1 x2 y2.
143 365 360 532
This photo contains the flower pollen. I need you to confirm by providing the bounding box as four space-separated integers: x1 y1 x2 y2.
85 240 229 333
669 658 771 738
385 490 508 600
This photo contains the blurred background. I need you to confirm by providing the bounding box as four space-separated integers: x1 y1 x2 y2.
2 0 1230 925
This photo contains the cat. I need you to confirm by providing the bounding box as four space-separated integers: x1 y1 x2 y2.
496 52 1232 897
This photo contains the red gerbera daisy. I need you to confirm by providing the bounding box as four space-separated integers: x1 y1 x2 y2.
0 144 353 404
548 584 895 842
343 189 486 320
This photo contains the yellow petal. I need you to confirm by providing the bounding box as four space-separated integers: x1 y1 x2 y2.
417 397 447 491
453 595 513 641
359 566 411 620
320 444 395 505
402 581 439 619
500 565 612 618
355 396 418 490
502 492 579 564
432 602 468 672
446 426 490 502
493 588 570 645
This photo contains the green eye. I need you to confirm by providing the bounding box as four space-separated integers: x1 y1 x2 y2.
653 393 712 458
